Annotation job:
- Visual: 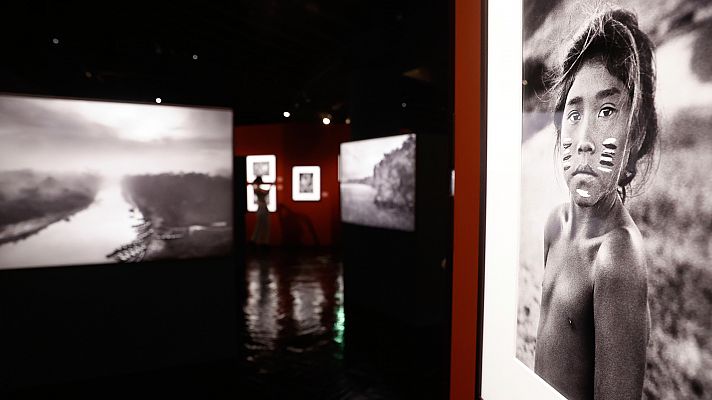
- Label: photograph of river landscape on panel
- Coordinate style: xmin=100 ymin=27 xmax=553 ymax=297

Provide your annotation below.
xmin=0 ymin=94 xmax=233 ymax=270
xmin=339 ymin=134 xmax=415 ymax=231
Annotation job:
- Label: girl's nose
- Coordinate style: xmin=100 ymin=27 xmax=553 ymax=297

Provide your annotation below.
xmin=577 ymin=139 xmax=595 ymax=154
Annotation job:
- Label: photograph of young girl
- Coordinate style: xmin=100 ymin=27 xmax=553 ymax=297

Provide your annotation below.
xmin=517 ymin=1 xmax=712 ymax=399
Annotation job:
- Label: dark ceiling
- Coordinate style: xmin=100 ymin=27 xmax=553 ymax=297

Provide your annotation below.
xmin=0 ymin=1 xmax=452 ymax=126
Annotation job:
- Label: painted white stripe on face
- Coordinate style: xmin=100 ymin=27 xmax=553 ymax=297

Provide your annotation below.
xmin=597 ymin=166 xmax=612 ymax=173
xmin=603 ymin=139 xmax=618 ymax=150
xmin=562 ymin=137 xmax=573 ymax=150
xmin=601 ymin=155 xmax=614 ymax=162
xmin=602 ymin=149 xmax=616 ymax=156
xmin=576 ymin=189 xmax=591 ymax=198
xmin=563 ymin=148 xmax=571 ymax=155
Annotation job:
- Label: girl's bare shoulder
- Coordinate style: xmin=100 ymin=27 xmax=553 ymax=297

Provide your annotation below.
xmin=544 ymin=203 xmax=569 ymax=241
xmin=593 ymin=224 xmax=647 ymax=289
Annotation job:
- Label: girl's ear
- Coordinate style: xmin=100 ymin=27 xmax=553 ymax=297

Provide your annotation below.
xmin=619 ymin=132 xmax=640 ymax=187
xmin=626 ymin=120 xmax=646 ymax=162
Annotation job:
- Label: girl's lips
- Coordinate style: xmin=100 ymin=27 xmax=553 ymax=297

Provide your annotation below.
xmin=573 ymin=164 xmax=598 ymax=177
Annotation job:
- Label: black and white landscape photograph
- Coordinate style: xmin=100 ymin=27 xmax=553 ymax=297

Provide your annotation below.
xmin=246 ymin=155 xmax=276 ymax=183
xmin=339 ymin=134 xmax=415 ymax=231
xmin=0 ymin=95 xmax=233 ymax=270
xmin=516 ymin=2 xmax=712 ymax=399
xmin=253 ymin=162 xmax=270 ymax=178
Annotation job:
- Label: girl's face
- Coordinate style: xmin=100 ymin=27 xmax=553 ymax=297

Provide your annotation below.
xmin=561 ymin=59 xmax=631 ymax=207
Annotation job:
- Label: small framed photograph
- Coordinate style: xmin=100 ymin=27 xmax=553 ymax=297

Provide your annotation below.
xmin=246 ymin=155 xmax=276 ymax=184
xmin=292 ymin=166 xmax=321 ymax=201
xmin=246 ymin=184 xmax=276 ymax=213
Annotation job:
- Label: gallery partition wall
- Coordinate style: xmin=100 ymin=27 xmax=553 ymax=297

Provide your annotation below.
xmin=450 ymin=0 xmax=483 ymax=399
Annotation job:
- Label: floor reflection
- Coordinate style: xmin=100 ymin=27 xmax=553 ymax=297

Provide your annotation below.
xmin=239 ymin=249 xmax=447 ymax=400
xmin=244 ymin=252 xmax=344 ymax=358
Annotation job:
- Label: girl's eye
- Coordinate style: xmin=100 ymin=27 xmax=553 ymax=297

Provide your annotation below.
xmin=567 ymin=111 xmax=581 ymax=123
xmin=598 ymin=106 xmax=616 ymax=118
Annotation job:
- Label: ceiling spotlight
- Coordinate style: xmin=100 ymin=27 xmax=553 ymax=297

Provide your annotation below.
xmin=322 ymin=117 xmax=331 ymax=125
xmin=345 ymin=118 xmax=351 ymax=125
xmin=283 ymin=111 xmax=291 ymax=118
xmin=192 ymin=54 xmax=198 ymax=60
xmin=52 ymin=38 xmax=59 ymax=45
xmin=401 ymin=102 xmax=407 ymax=108
xmin=155 ymin=98 xmax=162 ymax=104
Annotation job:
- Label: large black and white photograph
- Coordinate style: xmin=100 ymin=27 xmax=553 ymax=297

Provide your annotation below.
xmin=516 ymin=2 xmax=712 ymax=399
xmin=339 ymin=134 xmax=415 ymax=231
xmin=246 ymin=155 xmax=276 ymax=184
xmin=292 ymin=166 xmax=321 ymax=201
xmin=0 ymin=95 xmax=233 ymax=270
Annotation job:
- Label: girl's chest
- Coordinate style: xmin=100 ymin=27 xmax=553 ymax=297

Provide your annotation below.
xmin=542 ymin=240 xmax=598 ymax=322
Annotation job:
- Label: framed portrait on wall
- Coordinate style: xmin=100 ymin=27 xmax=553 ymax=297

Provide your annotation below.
xmin=480 ymin=1 xmax=712 ymax=400
xmin=292 ymin=166 xmax=321 ymax=201
xmin=246 ymin=155 xmax=276 ymax=184
xmin=246 ymin=184 xmax=277 ymax=213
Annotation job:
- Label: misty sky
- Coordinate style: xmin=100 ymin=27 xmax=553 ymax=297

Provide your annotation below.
xmin=340 ymin=134 xmax=413 ymax=180
xmin=0 ymin=95 xmax=232 ymax=178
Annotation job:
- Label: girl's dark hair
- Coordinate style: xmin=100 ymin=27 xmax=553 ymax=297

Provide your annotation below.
xmin=551 ymin=8 xmax=658 ymax=202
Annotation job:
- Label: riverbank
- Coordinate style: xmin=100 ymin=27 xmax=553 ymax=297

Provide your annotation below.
xmin=0 ymin=206 xmax=88 ymax=246
xmin=120 ymin=173 xmax=233 ymax=261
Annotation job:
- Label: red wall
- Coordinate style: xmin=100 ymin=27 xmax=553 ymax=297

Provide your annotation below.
xmin=451 ymin=0 xmax=482 ymax=398
xmin=234 ymin=123 xmax=350 ymax=247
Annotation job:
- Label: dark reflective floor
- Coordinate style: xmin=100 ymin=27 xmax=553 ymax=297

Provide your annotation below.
xmin=7 ymin=248 xmax=448 ymax=399
xmin=244 ymin=251 xmax=344 ymax=358
xmin=240 ymin=250 xmax=353 ymax=398
xmin=239 ymin=249 xmax=448 ymax=399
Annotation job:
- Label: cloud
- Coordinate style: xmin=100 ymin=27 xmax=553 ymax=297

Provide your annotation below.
xmin=0 ymin=96 xmax=121 ymax=144
xmin=0 ymin=94 xmax=233 ymax=177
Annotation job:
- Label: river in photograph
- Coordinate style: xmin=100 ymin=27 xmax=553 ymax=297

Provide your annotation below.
xmin=340 ymin=183 xmax=414 ymax=231
xmin=0 ymin=183 xmax=143 ymax=269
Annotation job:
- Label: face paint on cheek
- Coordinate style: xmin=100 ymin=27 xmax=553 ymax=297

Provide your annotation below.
xmin=598 ymin=138 xmax=618 ymax=173
xmin=602 ymin=138 xmax=618 ymax=150
xmin=562 ymin=137 xmax=573 ymax=171
xmin=576 ymin=189 xmax=591 ymax=198
xmin=562 ymin=137 xmax=573 ymax=149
